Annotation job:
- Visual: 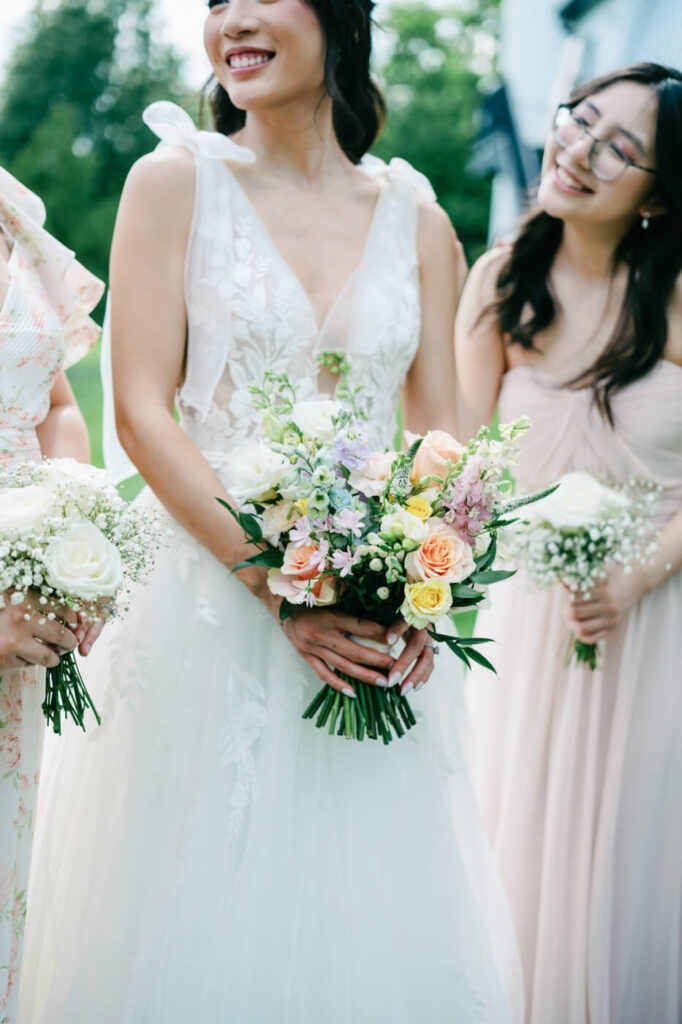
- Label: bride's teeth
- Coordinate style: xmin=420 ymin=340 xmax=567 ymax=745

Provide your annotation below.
xmin=556 ymin=165 xmax=589 ymax=192
xmin=230 ymin=53 xmax=270 ymax=69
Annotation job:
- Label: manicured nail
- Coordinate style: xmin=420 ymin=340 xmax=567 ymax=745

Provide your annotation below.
xmin=342 ymin=686 xmax=356 ymax=698
xmin=402 ymin=682 xmax=414 ymax=696
xmin=375 ymin=677 xmax=391 ymax=688
xmin=414 ymin=681 xmax=425 ymax=693
xmin=388 ymin=671 xmax=401 ymax=687
xmin=83 ymin=642 xmax=92 ymax=656
xmin=387 ymin=632 xmax=397 ymax=645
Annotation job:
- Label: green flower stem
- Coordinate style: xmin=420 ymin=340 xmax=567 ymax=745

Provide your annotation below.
xmin=302 ymin=686 xmax=327 ymax=721
xmin=328 ymin=691 xmax=342 ymax=735
xmin=42 ymin=652 xmax=101 ymax=736
xmin=573 ymin=639 xmax=599 ymax=671
xmin=316 ymin=688 xmax=336 ymax=729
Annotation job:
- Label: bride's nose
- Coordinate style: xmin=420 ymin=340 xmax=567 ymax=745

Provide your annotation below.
xmin=219 ymin=0 xmax=259 ymax=36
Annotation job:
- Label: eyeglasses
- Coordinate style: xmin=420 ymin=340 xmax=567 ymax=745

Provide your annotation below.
xmin=553 ymin=105 xmax=658 ymax=183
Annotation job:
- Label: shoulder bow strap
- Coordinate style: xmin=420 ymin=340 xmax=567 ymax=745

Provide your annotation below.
xmin=142 ymin=101 xmax=255 ymax=164
xmin=359 ymin=154 xmax=437 ymax=202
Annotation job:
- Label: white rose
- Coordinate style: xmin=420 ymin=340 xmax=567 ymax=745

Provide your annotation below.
xmin=43 ymin=521 xmax=123 ymax=600
xmin=261 ymin=500 xmax=300 ymax=544
xmin=221 ymin=441 xmax=289 ymax=505
xmin=531 ymin=471 xmax=626 ymax=530
xmin=0 ymin=484 xmax=58 ymax=533
xmin=380 ymin=507 xmax=429 ymax=544
xmin=43 ymin=459 xmax=115 ymax=501
xmin=290 ymin=399 xmax=341 ymax=442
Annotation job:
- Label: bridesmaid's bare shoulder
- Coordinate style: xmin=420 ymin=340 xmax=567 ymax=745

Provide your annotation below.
xmin=665 ymin=272 xmax=682 ymax=368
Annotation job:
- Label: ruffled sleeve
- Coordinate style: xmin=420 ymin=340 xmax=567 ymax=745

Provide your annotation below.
xmin=0 ymin=165 xmax=104 ymax=368
xmin=359 ymin=154 xmax=437 ymax=202
xmin=142 ymin=101 xmax=255 ymax=165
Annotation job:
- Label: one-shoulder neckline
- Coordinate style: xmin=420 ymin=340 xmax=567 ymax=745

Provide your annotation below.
xmin=217 ymin=160 xmax=389 ymax=338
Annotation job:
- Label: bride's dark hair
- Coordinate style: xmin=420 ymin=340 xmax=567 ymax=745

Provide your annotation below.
xmin=208 ymin=0 xmax=385 ymax=164
xmin=492 ymin=62 xmax=682 ymax=422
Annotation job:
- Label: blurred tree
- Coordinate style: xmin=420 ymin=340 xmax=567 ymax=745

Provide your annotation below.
xmin=0 ymin=0 xmax=188 ymax=286
xmin=373 ymin=2 xmax=500 ymax=261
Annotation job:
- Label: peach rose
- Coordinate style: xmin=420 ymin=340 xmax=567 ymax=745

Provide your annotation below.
xmin=268 ymin=570 xmax=337 ymax=607
xmin=349 ymin=451 xmax=397 ymax=497
xmin=405 ymin=521 xmax=475 ymax=584
xmin=282 ymin=541 xmax=326 ymax=580
xmin=408 ymin=430 xmax=465 ymax=486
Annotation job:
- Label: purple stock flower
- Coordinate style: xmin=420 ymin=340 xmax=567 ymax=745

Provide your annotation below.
xmin=330 ymin=429 xmax=371 ymax=472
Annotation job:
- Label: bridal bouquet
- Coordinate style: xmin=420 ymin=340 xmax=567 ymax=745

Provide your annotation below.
xmin=219 ymin=357 xmax=543 ymax=744
xmin=0 ymin=458 xmax=163 ymax=732
xmin=507 ymin=470 xmax=658 ymax=669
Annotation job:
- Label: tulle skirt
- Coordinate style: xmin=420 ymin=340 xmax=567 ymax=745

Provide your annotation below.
xmin=468 ymin=569 xmax=682 ymax=1024
xmin=19 ymin=492 xmax=523 ymax=1023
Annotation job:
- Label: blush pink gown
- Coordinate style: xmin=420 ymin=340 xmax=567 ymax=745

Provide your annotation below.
xmin=469 ymin=362 xmax=682 ymax=1024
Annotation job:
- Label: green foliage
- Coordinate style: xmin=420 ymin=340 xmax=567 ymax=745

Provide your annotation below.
xmin=0 ymin=0 xmax=188 ymax=286
xmin=373 ymin=2 xmax=499 ymax=261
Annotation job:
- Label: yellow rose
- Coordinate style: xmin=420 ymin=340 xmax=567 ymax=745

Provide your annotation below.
xmin=404 ymin=495 xmax=432 ymax=521
xmin=401 ymin=578 xmax=453 ymax=629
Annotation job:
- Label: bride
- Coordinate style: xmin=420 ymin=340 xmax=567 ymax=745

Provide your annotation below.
xmin=18 ymin=1 xmax=523 ymax=1020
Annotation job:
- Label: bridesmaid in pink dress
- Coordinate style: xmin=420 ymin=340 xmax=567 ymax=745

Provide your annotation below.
xmin=0 ymin=166 xmax=102 ymax=1022
xmin=455 ymin=64 xmax=682 ymax=1024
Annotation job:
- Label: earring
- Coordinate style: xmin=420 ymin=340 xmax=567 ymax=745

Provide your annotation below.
xmin=641 ymin=212 xmax=650 ymax=230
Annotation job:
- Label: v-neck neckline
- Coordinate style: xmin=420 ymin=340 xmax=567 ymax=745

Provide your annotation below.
xmin=219 ymin=160 xmax=388 ymax=339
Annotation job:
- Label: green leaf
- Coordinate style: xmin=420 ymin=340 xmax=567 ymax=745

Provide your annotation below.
xmin=216 ymin=498 xmax=264 ymax=543
xmin=466 ymin=647 xmax=498 ymax=674
xmin=474 ymin=535 xmax=497 ymax=572
xmin=233 ymin=549 xmax=284 ymax=572
xmin=449 ymin=636 xmax=494 ymax=647
xmin=278 ymin=599 xmax=295 ymax=623
xmin=451 ymin=584 xmax=485 ymax=604
xmin=470 ymin=569 xmax=515 ymax=584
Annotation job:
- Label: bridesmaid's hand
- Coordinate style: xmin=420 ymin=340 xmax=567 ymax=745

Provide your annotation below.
xmin=282 ymin=609 xmax=397 ymax=696
xmin=564 ymin=566 xmax=646 ymax=643
xmin=75 ymin=600 xmax=116 ymax=657
xmin=0 ymin=596 xmax=78 ymax=671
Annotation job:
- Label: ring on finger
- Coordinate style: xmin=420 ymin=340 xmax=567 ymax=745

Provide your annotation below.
xmin=424 ymin=642 xmax=440 ymax=655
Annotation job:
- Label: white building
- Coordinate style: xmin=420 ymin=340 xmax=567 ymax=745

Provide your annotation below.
xmin=474 ymin=0 xmax=682 ymax=239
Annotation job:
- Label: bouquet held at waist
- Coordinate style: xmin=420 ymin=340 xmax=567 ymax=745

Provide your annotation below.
xmin=505 ymin=470 xmax=659 ymax=670
xmin=219 ymin=353 xmax=548 ymax=744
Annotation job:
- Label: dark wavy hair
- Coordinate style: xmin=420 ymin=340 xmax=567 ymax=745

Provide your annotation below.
xmin=493 ymin=62 xmax=682 ymax=422
xmin=206 ymin=0 xmax=385 ymax=164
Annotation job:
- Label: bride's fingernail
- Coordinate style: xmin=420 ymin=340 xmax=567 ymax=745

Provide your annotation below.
xmin=388 ymin=671 xmax=401 ymax=687
xmin=387 ymin=632 xmax=397 ymax=645
xmin=414 ymin=681 xmax=424 ymax=693
xmin=342 ymin=686 xmax=356 ymax=698
xmin=375 ymin=677 xmax=391 ymax=688
xmin=402 ymin=682 xmax=414 ymax=696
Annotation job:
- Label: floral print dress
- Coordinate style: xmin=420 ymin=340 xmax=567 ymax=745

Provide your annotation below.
xmin=0 ymin=167 xmax=102 ymax=1022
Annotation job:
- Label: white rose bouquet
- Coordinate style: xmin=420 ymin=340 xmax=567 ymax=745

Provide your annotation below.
xmin=219 ymin=355 xmax=548 ymax=744
xmin=508 ymin=470 xmax=659 ymax=669
xmin=0 ymin=458 xmax=164 ymax=732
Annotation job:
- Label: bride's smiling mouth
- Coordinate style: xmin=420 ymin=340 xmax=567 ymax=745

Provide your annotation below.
xmin=226 ymin=48 xmax=276 ymax=75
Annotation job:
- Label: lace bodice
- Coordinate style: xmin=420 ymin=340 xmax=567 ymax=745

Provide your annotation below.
xmin=144 ymin=102 xmax=436 ymax=461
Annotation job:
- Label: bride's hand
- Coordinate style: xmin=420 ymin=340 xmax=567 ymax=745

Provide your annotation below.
xmin=282 ymin=609 xmax=397 ymax=696
xmin=386 ymin=624 xmax=437 ymax=696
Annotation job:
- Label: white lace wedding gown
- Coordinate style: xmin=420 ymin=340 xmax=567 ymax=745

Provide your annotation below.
xmin=18 ymin=104 xmax=523 ymax=1024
